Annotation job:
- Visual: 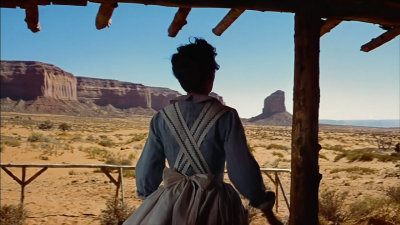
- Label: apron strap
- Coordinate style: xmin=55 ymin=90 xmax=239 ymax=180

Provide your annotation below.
xmin=160 ymin=101 xmax=228 ymax=174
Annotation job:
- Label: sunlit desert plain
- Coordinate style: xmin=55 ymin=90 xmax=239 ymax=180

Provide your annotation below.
xmin=1 ymin=112 xmax=399 ymax=225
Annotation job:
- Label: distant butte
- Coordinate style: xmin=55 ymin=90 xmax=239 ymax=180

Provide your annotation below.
xmin=248 ymin=90 xmax=292 ymax=126
xmin=0 ymin=60 xmax=221 ymax=116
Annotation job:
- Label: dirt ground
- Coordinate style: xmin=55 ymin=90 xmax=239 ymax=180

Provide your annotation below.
xmin=1 ymin=112 xmax=399 ymax=224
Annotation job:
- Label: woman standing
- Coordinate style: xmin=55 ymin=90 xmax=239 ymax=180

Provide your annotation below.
xmin=124 ymin=38 xmax=277 ymax=225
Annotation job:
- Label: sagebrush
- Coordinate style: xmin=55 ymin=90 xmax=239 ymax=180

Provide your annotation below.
xmin=100 ymin=197 xmax=135 ymax=225
xmin=1 ymin=204 xmax=27 ymax=225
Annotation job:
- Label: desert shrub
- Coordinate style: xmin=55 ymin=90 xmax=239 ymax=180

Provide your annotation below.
xmin=1 ymin=204 xmax=27 ymax=225
xmin=270 ymin=158 xmax=281 ymax=168
xmin=68 ymin=170 xmax=77 ymax=175
xmin=334 ymin=148 xmax=400 ymax=162
xmin=27 ymin=132 xmax=51 ymax=142
xmin=127 ymin=153 xmax=136 ymax=161
xmin=39 ymin=155 xmax=49 ymax=160
xmin=58 ymin=122 xmax=71 ymax=131
xmin=2 ymin=136 xmax=21 ymax=147
xmin=266 ymin=144 xmax=289 ymax=150
xmin=38 ymin=120 xmax=53 ymax=130
xmin=330 ymin=166 xmax=376 ymax=175
xmin=348 ymin=195 xmax=400 ymax=224
xmin=99 ymin=136 xmax=115 ymax=147
xmin=122 ymin=170 xmax=136 ymax=178
xmin=387 ymin=186 xmax=400 ymax=203
xmin=71 ymin=134 xmax=83 ymax=142
xmin=86 ymin=135 xmax=95 ymax=142
xmin=105 ymin=157 xmax=119 ymax=165
xmin=272 ymin=152 xmax=284 ymax=158
xmin=133 ymin=144 xmax=143 ymax=150
xmin=319 ymin=189 xmax=347 ymax=224
xmin=323 ymin=144 xmax=346 ymax=152
xmin=376 ymin=153 xmax=400 ymax=162
xmin=82 ymin=147 xmax=112 ymax=160
xmin=105 ymin=156 xmax=134 ymax=177
xmin=125 ymin=133 xmax=147 ymax=144
xmin=100 ymin=197 xmax=135 ymax=225
xmin=247 ymin=144 xmax=255 ymax=153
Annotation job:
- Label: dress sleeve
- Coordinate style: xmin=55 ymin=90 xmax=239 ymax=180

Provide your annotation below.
xmin=135 ymin=113 xmax=165 ymax=199
xmin=224 ymin=109 xmax=273 ymax=208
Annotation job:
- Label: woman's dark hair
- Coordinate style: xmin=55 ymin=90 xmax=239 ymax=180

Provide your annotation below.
xmin=171 ymin=38 xmax=219 ymax=93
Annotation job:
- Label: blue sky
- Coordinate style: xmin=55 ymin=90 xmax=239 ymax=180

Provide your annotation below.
xmin=1 ymin=3 xmax=399 ymax=120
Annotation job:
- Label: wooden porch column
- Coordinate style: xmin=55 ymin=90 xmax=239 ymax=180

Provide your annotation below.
xmin=289 ymin=2 xmax=322 ymax=225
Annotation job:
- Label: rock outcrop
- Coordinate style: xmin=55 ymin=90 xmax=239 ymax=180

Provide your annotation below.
xmin=1 ymin=60 xmax=223 ymax=116
xmin=76 ymin=77 xmax=181 ymax=110
xmin=248 ymin=90 xmax=292 ymax=126
xmin=0 ymin=60 xmax=181 ymax=116
xmin=210 ymin=92 xmax=225 ymax=105
xmin=1 ymin=61 xmax=77 ymax=101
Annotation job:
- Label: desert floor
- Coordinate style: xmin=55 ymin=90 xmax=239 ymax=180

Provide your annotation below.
xmin=1 ymin=112 xmax=399 ymax=225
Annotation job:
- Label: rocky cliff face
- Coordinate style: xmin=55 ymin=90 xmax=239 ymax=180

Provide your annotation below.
xmin=1 ymin=60 xmax=228 ymax=116
xmin=248 ymin=90 xmax=292 ymax=126
xmin=262 ymin=90 xmax=286 ymax=117
xmin=77 ymin=77 xmax=152 ymax=109
xmin=76 ymin=77 xmax=181 ymax=110
xmin=1 ymin=61 xmax=77 ymax=101
xmin=0 ymin=60 xmax=180 ymax=115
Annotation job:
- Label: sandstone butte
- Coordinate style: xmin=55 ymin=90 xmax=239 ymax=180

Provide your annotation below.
xmin=0 ymin=60 xmax=228 ymax=116
xmin=248 ymin=90 xmax=293 ymax=126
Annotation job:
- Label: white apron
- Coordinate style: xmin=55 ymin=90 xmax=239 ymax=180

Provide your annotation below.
xmin=123 ymin=102 xmax=249 ymax=225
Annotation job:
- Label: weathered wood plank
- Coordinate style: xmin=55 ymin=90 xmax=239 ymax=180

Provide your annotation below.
xmin=2 ymin=0 xmax=399 ymax=26
xmin=1 ymin=167 xmax=23 ymax=185
xmin=212 ymin=8 xmax=245 ymax=36
xmin=96 ymin=2 xmax=118 ymax=29
xmin=101 ymin=168 xmax=119 ymax=186
xmin=24 ymin=167 xmax=48 ymax=186
xmin=320 ymin=18 xmax=342 ymax=36
xmin=361 ymin=27 xmax=400 ymax=52
xmin=290 ymin=0 xmax=322 ymax=224
xmin=0 ymin=163 xmax=136 ymax=169
xmin=276 ymin=173 xmax=290 ymax=211
xmin=21 ymin=167 xmax=26 ymax=204
xmin=24 ymin=3 xmax=41 ymax=33
xmin=89 ymin=0 xmax=400 ymax=26
xmin=168 ymin=7 xmax=191 ymax=37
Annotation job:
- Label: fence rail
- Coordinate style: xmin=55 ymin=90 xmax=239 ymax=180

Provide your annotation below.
xmin=1 ymin=163 xmax=290 ymax=212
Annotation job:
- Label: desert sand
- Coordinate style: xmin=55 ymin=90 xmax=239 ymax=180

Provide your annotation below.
xmin=1 ymin=112 xmax=399 ymax=224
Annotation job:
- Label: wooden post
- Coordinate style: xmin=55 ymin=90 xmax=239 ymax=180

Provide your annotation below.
xmin=120 ymin=167 xmax=125 ymax=203
xmin=115 ymin=169 xmax=122 ymax=199
xmin=275 ymin=172 xmax=279 ymax=213
xmin=290 ymin=2 xmax=322 ymax=224
xmin=21 ymin=167 xmax=26 ymax=204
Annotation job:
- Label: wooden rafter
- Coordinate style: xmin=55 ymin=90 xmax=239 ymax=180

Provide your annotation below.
xmin=361 ymin=27 xmax=400 ymax=52
xmin=168 ymin=7 xmax=191 ymax=37
xmin=320 ymin=18 xmax=342 ymax=36
xmin=1 ymin=0 xmax=399 ymax=27
xmin=212 ymin=8 xmax=245 ymax=36
xmin=24 ymin=2 xmax=41 ymax=33
xmin=96 ymin=2 xmax=118 ymax=29
xmin=97 ymin=0 xmax=399 ymax=27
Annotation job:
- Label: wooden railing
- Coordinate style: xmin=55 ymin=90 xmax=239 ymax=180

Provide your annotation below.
xmin=0 ymin=163 xmax=290 ymax=212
